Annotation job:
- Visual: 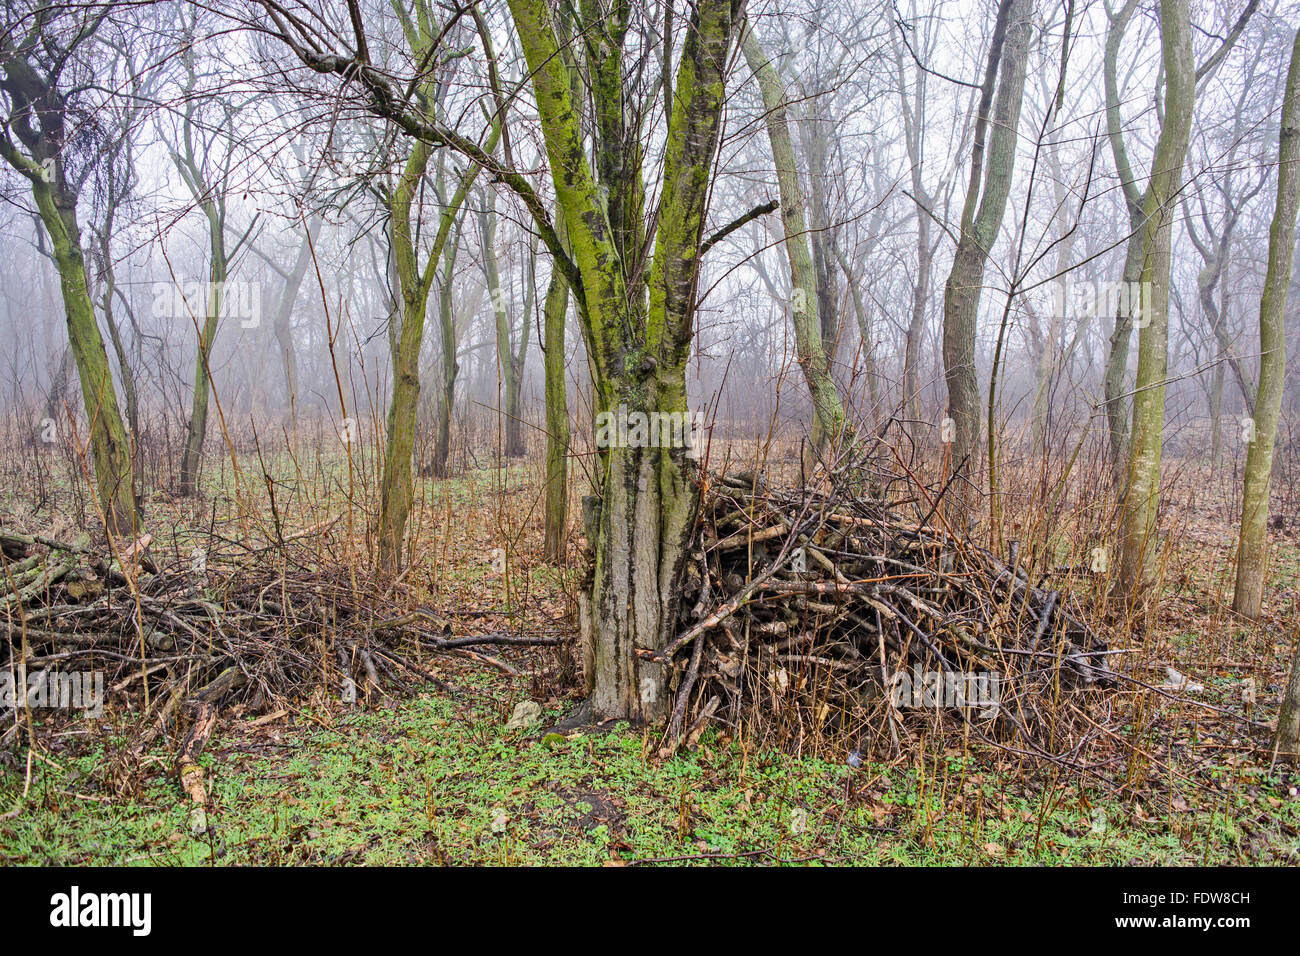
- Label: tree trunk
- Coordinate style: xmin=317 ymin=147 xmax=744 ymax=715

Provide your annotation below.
xmin=589 ymin=421 xmax=696 ymax=720
xmin=1117 ymin=0 xmax=1195 ymax=599
xmin=741 ymin=27 xmax=845 ymax=455
xmin=1101 ymin=0 xmax=1145 ymax=486
xmin=906 ymin=213 xmax=931 ymax=433
xmin=432 ymin=218 xmax=463 ymax=480
xmin=1 ymin=24 xmax=136 ymax=538
xmin=480 ymin=199 xmax=527 ymax=459
xmin=377 ymin=140 xmax=433 ymax=570
xmin=41 ymin=345 xmax=74 ymax=432
xmin=941 ymin=0 xmax=1033 ymax=519
xmin=178 ymin=222 xmax=225 ymax=497
xmin=379 ymin=115 xmax=491 ymax=559
xmin=892 ymin=19 xmax=934 ymax=438
xmin=835 ymin=246 xmax=881 ymax=416
xmin=99 ymin=269 xmax=142 ymax=493
xmin=272 ymin=216 xmax=321 ymax=430
xmin=1235 ymin=26 xmax=1300 ymax=621
xmin=1277 ymin=635 xmax=1300 ymax=763
xmin=508 ymin=0 xmax=736 ymax=720
xmin=1103 ymin=236 xmax=1145 ymax=484
xmin=1029 ymin=124 xmax=1075 ymax=461
xmin=1209 ymin=345 xmax=1224 ymax=477
xmin=34 ymin=179 xmax=136 ymax=537
xmin=542 ymin=266 xmax=570 ymax=562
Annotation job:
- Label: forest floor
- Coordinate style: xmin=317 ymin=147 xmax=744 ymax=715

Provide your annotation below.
xmin=2 ymin=450 xmax=1300 ymax=865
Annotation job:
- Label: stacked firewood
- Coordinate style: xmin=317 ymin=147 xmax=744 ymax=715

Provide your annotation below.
xmin=656 ymin=465 xmax=1118 ymax=754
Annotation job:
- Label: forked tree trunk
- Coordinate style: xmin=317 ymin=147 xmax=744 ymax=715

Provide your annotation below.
xmin=508 ymin=0 xmax=735 ymax=720
xmin=1117 ymin=0 xmax=1194 ymax=600
xmin=377 ymin=140 xmax=433 ymax=570
xmin=1235 ymin=26 xmax=1300 ymax=622
xmin=1101 ymin=0 xmax=1145 ymax=486
xmin=1102 ymin=0 xmax=1258 ymax=489
xmin=271 ymin=216 xmax=320 ymax=429
xmin=379 ymin=117 xmax=492 ymax=561
xmin=941 ymin=0 xmax=1033 ymax=519
xmin=742 ymin=27 xmax=845 ymax=455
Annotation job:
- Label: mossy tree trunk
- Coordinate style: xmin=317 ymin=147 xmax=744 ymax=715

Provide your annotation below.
xmin=1 ymin=38 xmax=137 ymax=538
xmin=542 ymin=262 xmax=570 ymax=563
xmin=1116 ymin=0 xmax=1195 ymax=599
xmin=377 ymin=137 xmax=435 ymax=571
xmin=1235 ymin=27 xmax=1300 ymax=623
xmin=377 ymin=137 xmax=487 ymax=568
xmin=375 ymin=2 xmax=495 ymax=569
xmin=35 ymin=174 xmax=136 ymax=537
xmin=510 ymin=0 xmax=738 ymax=719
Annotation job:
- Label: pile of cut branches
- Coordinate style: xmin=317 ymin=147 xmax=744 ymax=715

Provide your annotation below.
xmin=656 ymin=459 xmax=1119 ymax=758
xmin=0 ymin=524 xmax=555 ymax=743
xmin=0 ymin=523 xmax=559 ymax=829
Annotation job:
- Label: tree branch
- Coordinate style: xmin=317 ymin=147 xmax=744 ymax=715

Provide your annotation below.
xmin=699 ymin=199 xmax=778 ymax=257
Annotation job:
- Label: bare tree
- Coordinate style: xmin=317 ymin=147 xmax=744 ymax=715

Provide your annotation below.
xmin=941 ymin=0 xmax=1034 ymax=519
xmin=0 ymin=3 xmax=136 ymax=536
xmin=742 ymin=22 xmax=844 ymax=456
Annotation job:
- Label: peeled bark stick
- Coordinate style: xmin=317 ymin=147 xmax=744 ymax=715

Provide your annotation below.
xmin=176 ymin=700 xmax=218 ymax=836
xmin=660 ymin=632 xmax=706 ymax=758
xmin=643 ymin=549 xmax=790 ymax=663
